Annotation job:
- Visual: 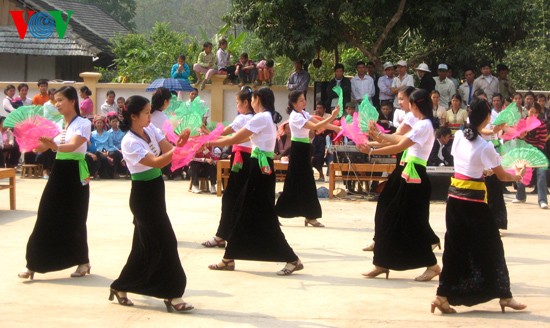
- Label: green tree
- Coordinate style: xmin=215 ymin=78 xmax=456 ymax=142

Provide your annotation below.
xmin=75 ymin=0 xmax=137 ymax=30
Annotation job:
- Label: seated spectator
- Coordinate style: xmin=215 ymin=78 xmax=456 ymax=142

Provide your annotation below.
xmin=0 ymin=117 xmax=20 ymax=168
xmin=85 ymin=134 xmax=101 ymax=180
xmin=193 ymin=41 xmax=217 ymax=90
xmin=256 ymin=59 xmax=274 ymax=86
xmin=445 ymin=94 xmax=468 ymax=135
xmin=32 ymin=79 xmax=49 ymax=106
xmin=235 ymin=52 xmax=257 ymax=87
xmin=274 ymin=122 xmax=291 ymax=160
xmin=116 ymin=96 xmax=126 ymax=117
xmin=15 ymin=83 xmax=33 ymax=106
xmin=108 ymin=115 xmax=126 ymax=176
xmin=100 ymin=90 xmax=118 ymax=115
xmin=79 ymin=86 xmax=94 ymax=119
xmin=377 ymin=100 xmax=396 ymax=134
xmin=430 ymin=90 xmax=447 ymax=128
xmin=91 ymin=115 xmax=120 ymax=179
xmin=216 ymin=39 xmax=236 ymax=84
xmin=311 ymin=129 xmax=327 ymax=181
xmin=428 ymin=127 xmax=453 ymax=166
xmin=189 ymin=145 xmax=219 ymax=194
xmin=3 ymin=84 xmax=22 ymax=115
xmin=171 ymin=54 xmax=191 ymax=84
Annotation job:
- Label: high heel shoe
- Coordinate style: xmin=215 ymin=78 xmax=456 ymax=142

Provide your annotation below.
xmin=201 ymin=236 xmax=226 ymax=248
xmin=362 ymin=266 xmax=389 ymax=279
xmin=362 ymin=241 xmax=375 ymax=251
xmin=208 ymin=259 xmax=235 ymax=271
xmin=277 ymin=259 xmax=304 ymax=276
xmin=415 ymin=265 xmax=441 ymax=281
xmin=431 ymin=296 xmax=456 ymax=314
xmin=432 ymin=243 xmax=441 ymax=250
xmin=70 ymin=263 xmax=91 ymax=277
xmin=305 ymin=219 xmax=325 ymax=227
xmin=18 ymin=270 xmax=35 ymax=280
xmin=164 ymin=299 xmax=194 ymax=313
xmin=108 ymin=288 xmax=134 ymax=306
xmin=499 ymin=298 xmax=527 ymax=313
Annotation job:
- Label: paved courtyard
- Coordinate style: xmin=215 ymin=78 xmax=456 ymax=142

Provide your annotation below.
xmin=1 ymin=177 xmax=549 ymax=327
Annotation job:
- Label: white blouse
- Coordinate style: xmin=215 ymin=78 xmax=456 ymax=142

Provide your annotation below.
xmin=405 ymin=119 xmax=435 ymax=161
xmin=230 ymin=113 xmax=254 ymax=148
xmin=289 ymin=110 xmax=311 ymax=139
xmin=402 ymin=111 xmax=418 ymax=128
xmin=150 ymin=110 xmax=168 ymax=132
xmin=244 ymin=111 xmax=276 ymax=152
xmin=53 ymin=116 xmax=91 ymax=154
xmin=121 ymin=124 xmax=164 ymax=174
xmin=451 ymin=130 xmax=500 ymax=179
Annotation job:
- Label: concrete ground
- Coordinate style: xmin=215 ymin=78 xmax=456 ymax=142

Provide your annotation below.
xmin=1 ymin=176 xmax=549 ymax=328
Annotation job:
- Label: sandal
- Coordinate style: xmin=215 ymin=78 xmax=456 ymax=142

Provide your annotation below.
xmin=277 ymin=260 xmax=304 ymax=276
xmin=201 ymin=236 xmax=226 ymax=248
xmin=208 ymin=259 xmax=235 ymax=271
xmin=304 ymin=219 xmax=325 ymax=227
xmin=164 ymin=299 xmax=194 ymax=313
xmin=431 ymin=296 xmax=456 ymax=314
xmin=415 ymin=265 xmax=441 ymax=281
xmin=108 ymin=288 xmax=134 ymax=306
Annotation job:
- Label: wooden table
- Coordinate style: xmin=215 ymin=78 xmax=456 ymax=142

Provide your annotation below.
xmin=0 ymin=168 xmax=16 ymax=210
xmin=328 ymin=163 xmax=396 ymax=199
xmin=216 ymin=159 xmax=288 ymax=197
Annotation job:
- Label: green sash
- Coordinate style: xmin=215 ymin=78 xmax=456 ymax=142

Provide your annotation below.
xmin=55 ymin=152 xmax=89 ymax=184
xmin=251 ymin=147 xmax=274 ymax=175
xmin=291 ymin=137 xmax=310 ymax=144
xmin=400 ymin=149 xmax=427 ymax=184
xmin=131 ymin=168 xmax=162 ymax=181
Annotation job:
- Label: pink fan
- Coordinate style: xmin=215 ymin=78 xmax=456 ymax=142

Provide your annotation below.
xmin=12 ymin=116 xmax=60 ymax=152
xmin=502 ymin=116 xmax=541 ymax=141
xmin=171 ymin=123 xmax=224 ymax=171
xmin=504 ymin=167 xmax=533 ymax=186
xmin=376 ymin=123 xmax=390 ymax=133
xmin=162 ymin=119 xmax=180 ymax=144
xmin=333 ymin=112 xmax=368 ymax=145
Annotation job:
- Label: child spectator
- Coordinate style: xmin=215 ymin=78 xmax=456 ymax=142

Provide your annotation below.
xmin=3 ymin=84 xmax=21 ymax=115
xmin=79 ymin=86 xmax=94 ymax=118
xmin=193 ymin=41 xmax=217 ymax=90
xmin=32 ymin=79 xmax=49 ymax=105
xmin=116 ymin=97 xmax=126 ymax=117
xmin=100 ymin=90 xmax=117 ymax=115
xmin=171 ymin=54 xmax=191 ymax=83
xmin=216 ymin=39 xmax=236 ymax=84
xmin=43 ymin=88 xmax=60 ymax=128
xmin=0 ymin=116 xmax=20 ymax=168
xmin=16 ymin=83 xmax=33 ymax=106
xmin=377 ymin=100 xmax=396 ymax=134
xmin=235 ymin=53 xmax=257 ymax=87
xmin=256 ymin=59 xmax=274 ymax=86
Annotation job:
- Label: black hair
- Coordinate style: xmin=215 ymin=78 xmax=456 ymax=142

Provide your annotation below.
xmin=451 ymin=93 xmax=463 ymax=103
xmin=496 ymin=63 xmax=509 ymax=72
xmin=480 ymin=62 xmax=492 ymax=69
xmin=286 ymin=90 xmax=304 ymax=114
xmin=0 ymin=116 xmax=5 ymax=124
xmin=178 ymin=54 xmax=186 ymax=61
xmin=119 ymin=95 xmax=150 ymax=132
xmin=430 ymin=90 xmax=441 ymax=96
xmin=380 ymin=100 xmax=393 ymax=109
xmin=47 ymin=88 xmax=56 ymax=96
xmin=237 ymin=87 xmax=254 ymax=114
xmin=17 ymin=83 xmax=29 ymax=92
xmin=4 ymin=84 xmax=15 ymax=95
xmin=334 ymin=63 xmax=344 ymax=71
xmin=203 ymin=41 xmax=213 ymax=48
xmin=366 ymin=61 xmax=375 ymax=67
xmin=533 ymin=103 xmax=543 ymax=114
xmin=464 ymin=100 xmax=491 ymax=140
xmin=536 ymin=93 xmax=547 ymax=101
xmin=512 ymin=92 xmax=523 ymax=99
xmin=55 ymin=86 xmax=80 ymax=116
xmin=37 ymin=79 xmax=48 ymax=87
xmin=151 ymin=87 xmax=171 ymax=113
xmin=473 ymin=88 xmax=487 ymax=100
xmin=524 ymin=91 xmax=536 ymax=99
xmin=356 ymin=61 xmax=366 ymax=67
xmin=252 ymin=88 xmax=279 ymax=123
xmin=266 ymin=59 xmax=274 ymax=68
xmin=218 ymin=39 xmax=227 ymax=47
xmin=492 ymin=93 xmax=503 ymax=101
xmin=117 ymin=96 xmax=125 ymax=102
xmin=106 ymin=90 xmax=115 ymax=97
xmin=79 ymin=86 xmax=92 ymax=96
xmin=398 ymin=85 xmax=415 ymax=98
xmin=436 ymin=127 xmax=452 ymax=139
xmin=409 ymin=89 xmax=434 ymax=128
xmin=463 ymin=67 xmax=475 ymax=75
xmin=240 ymin=52 xmax=249 ymax=59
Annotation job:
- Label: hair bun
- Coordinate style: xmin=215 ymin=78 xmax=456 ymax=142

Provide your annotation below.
xmin=463 ymin=127 xmax=475 ymax=140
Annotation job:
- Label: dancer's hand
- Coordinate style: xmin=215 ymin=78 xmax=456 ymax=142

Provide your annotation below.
xmin=357 ymin=142 xmax=371 ymax=154
xmin=330 ymin=106 xmax=340 ymax=119
xmin=177 ymin=129 xmax=191 ymax=147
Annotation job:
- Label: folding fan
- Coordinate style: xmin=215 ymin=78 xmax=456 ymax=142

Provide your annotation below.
xmin=12 ymin=116 xmax=60 ymax=152
xmin=331 ymin=85 xmax=344 ymax=118
xmin=500 ymin=139 xmax=549 ymax=168
xmin=357 ymin=96 xmax=379 ymax=132
xmin=493 ymin=102 xmax=521 ymax=126
xmin=502 ymin=116 xmax=542 ymax=141
xmin=171 ymin=123 xmax=225 ymax=172
xmin=2 ymin=105 xmax=43 ymax=128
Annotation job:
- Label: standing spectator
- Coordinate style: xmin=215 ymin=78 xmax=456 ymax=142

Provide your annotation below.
xmin=171 ymin=54 xmax=191 ymax=85
xmin=0 ymin=117 xmax=20 ymax=168
xmin=512 ymin=92 xmax=528 ymax=118
xmin=430 ymin=90 xmax=447 ymax=127
xmin=234 ymin=53 xmax=257 ymax=87
xmin=445 ymin=94 xmax=468 ymax=135
xmin=287 ymin=59 xmax=310 ymax=98
xmin=116 ymin=97 xmax=126 ymax=117
xmin=256 ymin=59 xmax=275 ymax=86
xmin=216 ymin=39 xmax=236 ymax=84
xmin=366 ymin=61 xmax=380 ymax=108
xmin=79 ymin=86 xmax=94 ymax=118
xmin=434 ymin=64 xmax=456 ymax=108
xmin=491 ymin=93 xmax=504 ymax=120
xmin=43 ymin=88 xmax=60 ymax=127
xmin=390 ymin=60 xmax=414 ymax=110
xmin=415 ymin=63 xmax=435 ymax=94
xmin=32 ymin=79 xmax=49 ymax=105
xmin=326 ymin=63 xmax=351 ymax=111
xmin=193 ymin=41 xmax=217 ymax=90
xmin=378 ymin=62 xmax=395 ymax=106
xmin=524 ymin=91 xmax=536 ymax=110
xmin=473 ymin=62 xmax=499 ymax=101
xmin=496 ymin=64 xmax=515 ymax=100
xmin=351 ymin=61 xmax=375 ymax=105
xmin=458 ymin=68 xmax=476 ymax=109
xmin=446 ymin=65 xmax=460 ymax=89
xmin=16 ymin=83 xmax=33 ymax=106
xmin=3 ymin=84 xmax=21 ymax=115
xmin=100 ymin=90 xmax=117 ymax=115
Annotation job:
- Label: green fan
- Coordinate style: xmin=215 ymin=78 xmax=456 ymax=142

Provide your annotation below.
xmin=493 ymin=102 xmax=521 ymax=126
xmin=3 ymin=105 xmax=43 ymax=128
xmin=174 ymin=112 xmax=204 ymax=136
xmin=164 ymin=94 xmax=184 ymax=116
xmin=357 ymin=95 xmax=379 ymax=132
xmin=331 ymin=85 xmax=344 ymax=118
xmin=500 ymin=139 xmax=549 ymax=168
xmin=43 ymin=106 xmax=63 ymax=123
xmin=206 ymin=120 xmax=228 ymax=131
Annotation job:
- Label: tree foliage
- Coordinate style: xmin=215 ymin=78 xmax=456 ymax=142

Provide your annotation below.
xmin=74 ymin=0 xmax=137 ymax=30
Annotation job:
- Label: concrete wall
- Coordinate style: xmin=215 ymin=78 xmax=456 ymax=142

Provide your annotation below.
xmin=0 ymin=54 xmax=56 ymax=81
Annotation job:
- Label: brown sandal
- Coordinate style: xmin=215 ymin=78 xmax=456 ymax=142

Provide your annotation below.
xmin=109 ymin=288 xmax=134 ymax=306
xmin=164 ymin=299 xmax=194 ymax=313
xmin=208 ymin=259 xmax=235 ymax=271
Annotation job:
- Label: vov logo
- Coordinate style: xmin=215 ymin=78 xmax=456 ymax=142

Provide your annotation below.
xmin=10 ymin=10 xmax=72 ymax=40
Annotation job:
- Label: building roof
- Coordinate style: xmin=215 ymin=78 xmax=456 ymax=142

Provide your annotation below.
xmin=0 ymin=0 xmax=130 ymax=57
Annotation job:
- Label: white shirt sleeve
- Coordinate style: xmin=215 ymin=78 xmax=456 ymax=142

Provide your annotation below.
xmin=480 ymin=143 xmax=501 ymax=169
xmin=72 ymin=118 xmax=92 ymax=141
xmin=245 ymin=113 xmax=267 ymax=134
xmin=407 ymin=120 xmax=432 ymax=147
xmin=123 ymin=140 xmax=149 ymax=166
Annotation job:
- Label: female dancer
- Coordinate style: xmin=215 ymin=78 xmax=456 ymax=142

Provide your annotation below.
xmin=431 ymin=100 xmax=527 ymax=314
xmin=150 ymin=87 xmax=171 ymax=130
xmin=109 ymin=95 xmax=194 ymax=313
xmin=18 ymin=86 xmax=92 ymax=280
xmin=207 ymin=88 xmax=303 ymax=275
xmin=201 ymin=87 xmax=255 ymax=248
xmin=358 ymin=89 xmax=441 ymax=281
xmin=275 ymin=90 xmax=339 ymax=227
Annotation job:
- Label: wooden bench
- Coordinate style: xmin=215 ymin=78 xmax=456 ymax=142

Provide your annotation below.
xmin=216 ymin=159 xmax=288 ymax=197
xmin=0 ymin=168 xmax=16 ymax=210
xmin=328 ymin=163 xmax=396 ymax=199
xmin=21 ymin=164 xmax=43 ymax=178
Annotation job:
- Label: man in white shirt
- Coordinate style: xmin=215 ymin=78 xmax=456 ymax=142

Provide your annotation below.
xmin=351 ymin=61 xmax=375 ymax=105
xmin=100 ymin=90 xmax=118 ymax=115
xmin=390 ymin=60 xmax=414 ymax=109
xmin=473 ymin=62 xmax=499 ymax=101
xmin=378 ymin=62 xmax=395 ymax=105
xmin=458 ymin=68 xmax=475 ymax=109
xmin=433 ymin=64 xmax=456 ymax=109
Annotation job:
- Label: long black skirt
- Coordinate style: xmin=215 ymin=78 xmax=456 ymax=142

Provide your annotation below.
xmin=437 ymin=197 xmax=512 ymax=306
xmin=25 ymin=159 xmax=89 ymax=273
xmin=111 ymin=176 xmax=186 ymax=299
xmin=485 ymin=174 xmax=508 ymax=230
xmin=275 ymin=141 xmax=322 ymax=219
xmin=224 ymin=158 xmax=298 ymax=262
xmin=373 ymin=164 xmax=438 ymax=270
xmin=215 ymin=151 xmax=251 ymax=240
